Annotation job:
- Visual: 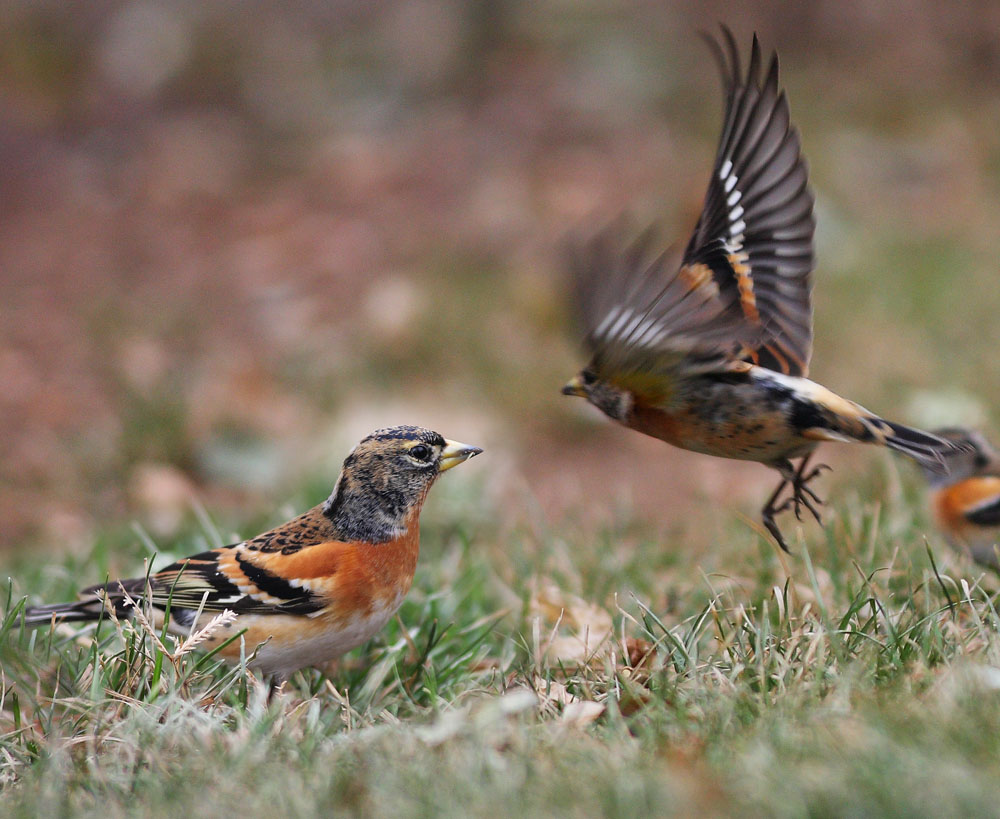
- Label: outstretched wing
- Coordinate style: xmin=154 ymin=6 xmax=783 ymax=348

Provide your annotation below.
xmin=571 ymin=222 xmax=760 ymax=387
xmin=684 ymin=26 xmax=815 ymax=376
xmin=571 ymin=29 xmax=813 ymax=388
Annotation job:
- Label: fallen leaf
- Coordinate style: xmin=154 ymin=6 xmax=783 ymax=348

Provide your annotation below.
xmin=561 ymin=700 xmax=605 ymax=727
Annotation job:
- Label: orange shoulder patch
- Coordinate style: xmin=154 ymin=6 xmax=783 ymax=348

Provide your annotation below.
xmin=679 ymin=262 xmax=718 ymax=295
xmin=727 ymin=252 xmax=759 ymax=324
xmin=937 ymin=478 xmax=1000 ymax=526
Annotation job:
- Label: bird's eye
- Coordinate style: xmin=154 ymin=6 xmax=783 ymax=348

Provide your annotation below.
xmin=410 ymin=444 xmax=432 ymax=462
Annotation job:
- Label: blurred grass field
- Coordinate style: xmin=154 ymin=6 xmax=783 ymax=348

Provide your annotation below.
xmin=4 ymin=1 xmax=1000 ymax=815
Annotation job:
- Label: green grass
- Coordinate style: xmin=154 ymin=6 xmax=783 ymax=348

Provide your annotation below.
xmin=4 ymin=472 xmax=1000 ymax=817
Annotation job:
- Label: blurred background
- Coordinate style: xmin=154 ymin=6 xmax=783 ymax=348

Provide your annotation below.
xmin=3 ymin=0 xmax=1000 ymax=555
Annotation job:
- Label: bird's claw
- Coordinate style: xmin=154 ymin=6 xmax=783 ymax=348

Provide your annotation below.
xmin=760 ymin=457 xmax=831 ymax=551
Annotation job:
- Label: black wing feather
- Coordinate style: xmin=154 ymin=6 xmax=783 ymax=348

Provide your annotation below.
xmin=569 ymin=29 xmax=813 ymax=383
xmin=684 ymin=25 xmax=815 ymax=376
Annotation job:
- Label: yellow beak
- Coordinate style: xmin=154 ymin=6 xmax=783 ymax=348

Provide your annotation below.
xmin=439 ymin=439 xmax=483 ymax=471
xmin=561 ymin=374 xmax=587 ymax=397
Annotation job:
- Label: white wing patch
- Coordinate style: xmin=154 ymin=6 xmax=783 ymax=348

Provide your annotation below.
xmin=719 ymin=162 xmax=747 ymax=247
xmin=720 ymin=159 xmax=738 ymax=192
xmin=202 ymin=593 xmax=244 ymax=605
xmin=594 ymin=305 xmax=668 ymax=349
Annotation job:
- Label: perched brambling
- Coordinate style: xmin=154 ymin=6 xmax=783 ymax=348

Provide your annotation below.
xmin=920 ymin=427 xmax=1000 ymax=569
xmin=23 ymin=426 xmax=482 ymax=680
xmin=562 ymin=27 xmax=965 ymax=551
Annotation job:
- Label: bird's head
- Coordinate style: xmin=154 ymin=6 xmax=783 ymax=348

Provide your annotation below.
xmin=562 ymin=368 xmax=634 ymax=422
xmin=323 ymin=426 xmax=482 ymax=542
xmin=924 ymin=427 xmax=998 ymax=485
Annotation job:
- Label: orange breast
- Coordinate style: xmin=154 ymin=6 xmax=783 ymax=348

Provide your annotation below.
xmin=934 ymin=477 xmax=1000 ymax=542
xmin=186 ymin=520 xmax=423 ymax=675
xmin=629 ymin=403 xmax=686 ymax=448
xmin=329 ymin=526 xmax=421 ymax=622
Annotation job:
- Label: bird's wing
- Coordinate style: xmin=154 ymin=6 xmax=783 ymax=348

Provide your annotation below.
xmin=143 ymin=545 xmax=329 ymax=617
xmin=81 ymin=507 xmax=344 ymax=619
xmin=571 ymin=29 xmax=813 ymax=392
xmin=683 ymin=26 xmax=815 ymax=376
xmin=572 ymin=223 xmax=761 ymax=393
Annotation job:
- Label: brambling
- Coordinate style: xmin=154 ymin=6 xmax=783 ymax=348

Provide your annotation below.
xmin=562 ymin=27 xmax=965 ymax=551
xmin=920 ymin=427 xmax=1000 ymax=569
xmin=23 ymin=426 xmax=482 ymax=680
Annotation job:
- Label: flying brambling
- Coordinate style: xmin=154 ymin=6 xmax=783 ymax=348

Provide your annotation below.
xmin=23 ymin=426 xmax=482 ymax=680
xmin=562 ymin=27 xmax=965 ymax=551
xmin=919 ymin=427 xmax=1000 ymax=569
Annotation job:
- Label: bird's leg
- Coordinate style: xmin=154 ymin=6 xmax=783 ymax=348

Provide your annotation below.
xmin=266 ymin=674 xmax=289 ymax=703
xmin=774 ymin=453 xmax=831 ymax=524
xmin=761 ymin=461 xmax=794 ymax=553
xmin=761 ymin=455 xmax=832 ymax=552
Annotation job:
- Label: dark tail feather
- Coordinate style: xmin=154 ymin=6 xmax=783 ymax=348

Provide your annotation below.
xmin=23 ymin=581 xmax=141 ymax=628
xmin=879 ymin=419 xmax=970 ymax=477
xmin=22 ymin=599 xmax=109 ymax=627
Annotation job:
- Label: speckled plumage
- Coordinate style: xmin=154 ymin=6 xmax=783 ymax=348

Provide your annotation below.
xmin=23 ymin=426 xmax=482 ymax=679
xmin=564 ymin=28 xmax=965 ymax=551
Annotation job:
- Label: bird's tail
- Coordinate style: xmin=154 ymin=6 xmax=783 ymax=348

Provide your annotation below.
xmin=22 ymin=599 xmax=106 ymax=627
xmin=866 ymin=418 xmax=968 ymax=477
xmin=22 ymin=582 xmax=139 ymax=627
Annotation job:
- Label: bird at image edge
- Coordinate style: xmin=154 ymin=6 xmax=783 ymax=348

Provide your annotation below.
xmin=562 ymin=27 xmax=965 ymax=551
xmin=920 ymin=427 xmax=1000 ymax=570
xmin=23 ymin=426 xmax=482 ymax=680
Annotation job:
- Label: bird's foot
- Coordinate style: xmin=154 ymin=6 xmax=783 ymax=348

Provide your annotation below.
xmin=761 ymin=505 xmax=792 ymax=553
xmin=760 ymin=457 xmax=832 ymax=552
xmin=775 ymin=462 xmax=831 ymax=523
